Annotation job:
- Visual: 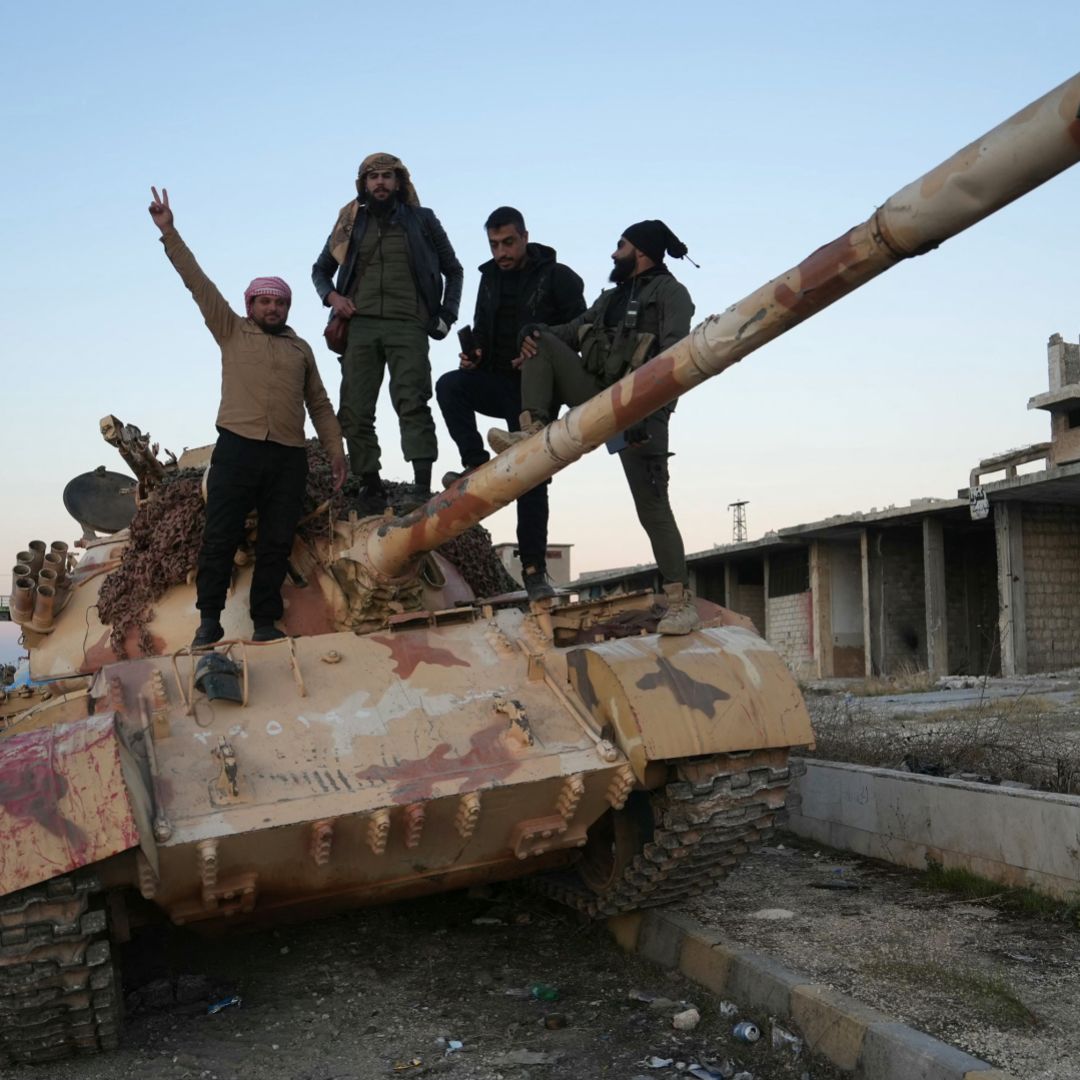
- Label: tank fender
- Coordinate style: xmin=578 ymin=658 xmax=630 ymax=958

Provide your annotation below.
xmin=0 ymin=712 xmax=150 ymax=896
xmin=565 ymin=625 xmax=814 ymax=782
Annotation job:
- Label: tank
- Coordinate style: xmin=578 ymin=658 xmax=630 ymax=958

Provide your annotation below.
xmin=2 ymin=71 xmax=1079 ymax=1065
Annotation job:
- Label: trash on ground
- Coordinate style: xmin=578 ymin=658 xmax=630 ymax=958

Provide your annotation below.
xmin=732 ymin=1020 xmax=761 ymax=1043
xmin=717 ymin=1000 xmax=739 ymax=1018
xmin=642 ymin=1055 xmax=675 ymax=1068
xmin=491 ymin=1049 xmax=563 ymax=1065
xmin=672 ymin=1006 xmax=701 ymax=1031
xmin=688 ymin=1062 xmax=735 ymax=1079
xmin=206 ymin=995 xmax=241 ymax=1015
xmin=543 ymin=1012 xmax=567 ymax=1029
xmin=530 ymin=983 xmax=559 ymax=1002
xmin=771 ymin=1022 xmax=803 ymax=1055
xmin=392 ymin=1059 xmax=423 ymax=1072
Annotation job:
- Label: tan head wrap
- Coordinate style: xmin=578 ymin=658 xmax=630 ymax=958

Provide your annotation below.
xmin=328 ymin=152 xmax=421 ymax=266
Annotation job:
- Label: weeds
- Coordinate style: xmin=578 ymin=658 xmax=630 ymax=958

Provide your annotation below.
xmin=805 ymin=694 xmax=1080 ymax=794
xmin=865 ymin=957 xmax=1039 ymax=1028
xmin=920 ymin=860 xmax=1080 ymax=925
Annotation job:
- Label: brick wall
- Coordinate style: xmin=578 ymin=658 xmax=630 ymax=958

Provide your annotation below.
xmin=767 ymin=591 xmax=814 ymax=675
xmin=733 ymin=584 xmax=766 ymax=637
xmin=867 ymin=527 xmax=925 ymax=673
xmin=1022 ymin=504 xmax=1080 ymax=671
xmin=945 ymin=529 xmax=1000 ymax=676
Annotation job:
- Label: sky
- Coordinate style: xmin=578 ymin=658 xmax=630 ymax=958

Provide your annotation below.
xmin=2 ymin=2 xmax=1078 ymax=665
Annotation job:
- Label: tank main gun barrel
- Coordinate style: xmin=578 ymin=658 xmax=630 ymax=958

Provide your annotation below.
xmin=367 ymin=72 xmax=1080 ymax=582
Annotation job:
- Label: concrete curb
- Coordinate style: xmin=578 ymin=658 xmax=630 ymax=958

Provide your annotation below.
xmin=609 ymin=908 xmax=1016 ymax=1080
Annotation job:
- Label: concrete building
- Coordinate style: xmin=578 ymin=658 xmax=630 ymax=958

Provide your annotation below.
xmin=494 ymin=543 xmax=573 ymax=589
xmin=575 ymin=333 xmax=1080 ymax=679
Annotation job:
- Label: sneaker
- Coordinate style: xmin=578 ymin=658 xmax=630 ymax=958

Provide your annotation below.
xmin=522 ymin=567 xmax=556 ymax=602
xmin=488 ymin=417 xmax=544 ymax=454
xmin=252 ymin=623 xmax=286 ymax=642
xmin=657 ymin=583 xmax=701 ymax=636
xmin=191 ymin=618 xmax=224 ymax=648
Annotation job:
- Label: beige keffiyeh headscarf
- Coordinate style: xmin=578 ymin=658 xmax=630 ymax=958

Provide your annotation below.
xmin=328 ymin=153 xmax=421 ymax=266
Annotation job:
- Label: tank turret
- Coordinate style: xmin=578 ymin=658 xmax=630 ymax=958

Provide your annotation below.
xmin=0 ymin=72 xmax=1077 ymax=1066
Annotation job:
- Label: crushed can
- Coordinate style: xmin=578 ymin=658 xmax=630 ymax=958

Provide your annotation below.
xmin=732 ymin=1020 xmax=761 ymax=1043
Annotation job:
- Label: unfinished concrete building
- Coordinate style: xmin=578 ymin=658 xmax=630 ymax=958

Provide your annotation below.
xmin=575 ymin=333 xmax=1080 ymax=679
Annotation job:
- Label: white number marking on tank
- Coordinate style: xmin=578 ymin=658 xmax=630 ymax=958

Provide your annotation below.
xmin=266 ymin=719 xmax=284 ymax=736
xmin=192 ymin=731 xmax=211 ymax=745
xmin=228 ymin=723 xmax=248 ymax=740
xmin=295 ymin=714 xmax=311 ymax=728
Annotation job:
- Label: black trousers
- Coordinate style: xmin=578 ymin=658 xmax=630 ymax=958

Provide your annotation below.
xmin=435 ymin=368 xmax=550 ymax=568
xmin=196 ymin=429 xmax=308 ymax=624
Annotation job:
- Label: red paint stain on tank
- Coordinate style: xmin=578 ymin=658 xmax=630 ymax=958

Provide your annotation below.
xmin=774 ymin=230 xmax=862 ymax=319
xmin=0 ymin=729 xmax=89 ymax=857
xmin=282 ymin=575 xmax=337 ymax=637
xmin=370 ymin=631 xmax=470 ymax=679
xmin=355 ymin=723 xmax=517 ymax=802
xmin=610 ymin=353 xmax=680 ymax=427
xmin=81 ymin=630 xmax=119 ymax=674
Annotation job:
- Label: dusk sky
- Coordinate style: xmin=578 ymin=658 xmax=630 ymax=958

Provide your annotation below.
xmin=2 ymin=3 xmax=1078 ymax=664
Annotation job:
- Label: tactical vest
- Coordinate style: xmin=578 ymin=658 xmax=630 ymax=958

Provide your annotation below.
xmin=351 ymin=220 xmax=425 ymax=323
xmin=578 ymin=275 xmax=668 ymax=385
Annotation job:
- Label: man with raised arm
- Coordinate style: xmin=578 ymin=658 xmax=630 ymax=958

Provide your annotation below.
xmin=148 ymin=186 xmax=346 ymax=648
xmin=488 ymin=220 xmax=700 ymax=634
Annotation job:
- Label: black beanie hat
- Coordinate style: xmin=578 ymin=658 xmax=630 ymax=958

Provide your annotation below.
xmin=622 ymin=220 xmax=689 ymax=264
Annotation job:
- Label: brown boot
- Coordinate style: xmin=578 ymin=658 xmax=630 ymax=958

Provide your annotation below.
xmin=657 ymin=583 xmax=701 ymax=635
xmin=488 ymin=412 xmax=545 ymax=454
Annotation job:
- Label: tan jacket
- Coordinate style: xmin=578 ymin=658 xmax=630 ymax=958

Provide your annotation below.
xmin=161 ymin=229 xmax=343 ymax=455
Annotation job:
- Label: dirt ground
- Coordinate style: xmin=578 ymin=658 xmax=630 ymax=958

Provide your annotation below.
xmin=16 ymin=889 xmax=838 ymax=1080
xmin=680 ymin=837 xmax=1079 ymax=1080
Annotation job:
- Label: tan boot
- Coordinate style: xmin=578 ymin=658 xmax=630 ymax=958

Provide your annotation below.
xmin=487 ymin=412 xmax=545 ymax=454
xmin=657 ymin=582 xmax=701 ymax=635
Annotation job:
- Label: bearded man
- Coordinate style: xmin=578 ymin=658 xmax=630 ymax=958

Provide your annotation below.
xmin=148 ymin=186 xmax=346 ymax=648
xmin=312 ymin=153 xmax=463 ymax=502
xmin=488 ymin=220 xmax=700 ymax=634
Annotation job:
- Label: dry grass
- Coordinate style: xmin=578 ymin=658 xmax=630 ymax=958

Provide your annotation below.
xmin=846 ymin=668 xmax=937 ymax=697
xmin=806 ymin=694 xmax=1080 ymax=794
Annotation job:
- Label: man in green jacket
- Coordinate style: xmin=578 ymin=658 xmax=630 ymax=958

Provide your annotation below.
xmin=489 ymin=220 xmax=700 ymax=634
xmin=312 ymin=153 xmax=462 ymax=503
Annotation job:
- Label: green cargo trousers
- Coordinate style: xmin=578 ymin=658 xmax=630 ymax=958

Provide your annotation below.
xmin=339 ymin=316 xmax=438 ymax=475
xmin=521 ymin=333 xmax=689 ymax=586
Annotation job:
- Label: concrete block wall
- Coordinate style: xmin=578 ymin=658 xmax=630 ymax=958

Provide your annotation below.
xmin=1022 ymin=503 xmax=1080 ymax=671
xmin=733 ymin=584 xmax=766 ymax=637
xmin=869 ymin=528 xmax=926 ymax=672
xmin=766 ymin=591 xmax=814 ymax=675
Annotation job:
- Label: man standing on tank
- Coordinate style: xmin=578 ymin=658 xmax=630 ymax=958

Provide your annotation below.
xmin=147 ymin=187 xmax=347 ymax=648
xmin=436 ymin=207 xmax=585 ymax=601
xmin=488 ymin=220 xmax=700 ymax=634
xmin=312 ymin=153 xmax=463 ymax=503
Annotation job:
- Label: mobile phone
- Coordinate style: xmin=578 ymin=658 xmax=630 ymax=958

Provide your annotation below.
xmin=458 ymin=325 xmax=480 ymax=358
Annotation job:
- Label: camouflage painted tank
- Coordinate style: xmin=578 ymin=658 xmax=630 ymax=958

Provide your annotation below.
xmin=1 ymin=71 xmax=1079 ymax=1065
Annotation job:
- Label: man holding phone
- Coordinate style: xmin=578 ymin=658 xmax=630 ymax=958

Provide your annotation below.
xmin=435 ymin=206 xmax=584 ymax=600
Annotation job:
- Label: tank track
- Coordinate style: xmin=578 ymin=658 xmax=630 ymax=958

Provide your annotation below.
xmin=0 ymin=870 xmax=120 ymax=1065
xmin=539 ymin=749 xmax=802 ymax=918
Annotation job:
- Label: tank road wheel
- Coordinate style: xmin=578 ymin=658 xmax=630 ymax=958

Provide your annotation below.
xmin=0 ymin=871 xmax=121 ymax=1065
xmin=540 ymin=749 xmax=799 ymax=918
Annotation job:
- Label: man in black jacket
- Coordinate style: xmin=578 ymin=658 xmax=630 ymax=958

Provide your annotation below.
xmin=312 ymin=153 xmax=463 ymax=501
xmin=436 ymin=207 xmax=585 ymax=599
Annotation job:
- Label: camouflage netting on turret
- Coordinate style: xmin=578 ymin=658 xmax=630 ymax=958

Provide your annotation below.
xmin=97 ymin=443 xmax=519 ymax=658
